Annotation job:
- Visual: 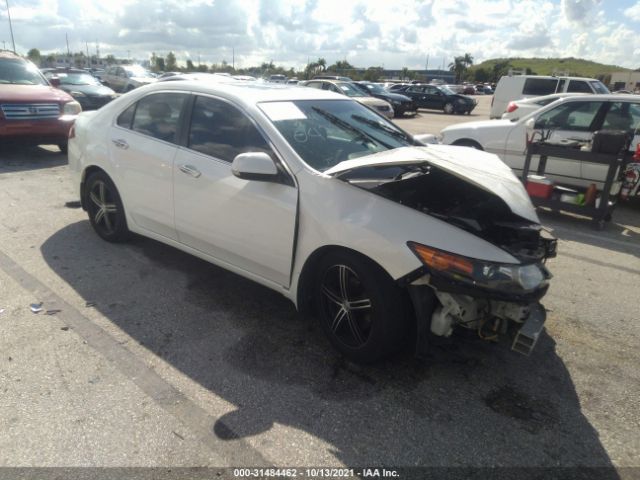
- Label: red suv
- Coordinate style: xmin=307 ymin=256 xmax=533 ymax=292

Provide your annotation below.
xmin=0 ymin=51 xmax=81 ymax=152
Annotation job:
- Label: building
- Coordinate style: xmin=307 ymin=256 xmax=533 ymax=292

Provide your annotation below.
xmin=610 ymin=71 xmax=640 ymax=92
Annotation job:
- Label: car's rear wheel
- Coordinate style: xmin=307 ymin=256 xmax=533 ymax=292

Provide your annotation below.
xmin=314 ymin=251 xmax=411 ymax=363
xmin=84 ymin=171 xmax=130 ymax=242
xmin=443 ymin=102 xmax=454 ymax=114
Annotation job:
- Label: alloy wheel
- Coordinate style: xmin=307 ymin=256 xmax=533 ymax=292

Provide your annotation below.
xmin=320 ymin=264 xmax=373 ymax=348
xmin=88 ymin=180 xmax=118 ymax=235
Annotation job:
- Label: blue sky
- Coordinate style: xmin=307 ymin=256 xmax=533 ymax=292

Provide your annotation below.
xmin=1 ymin=0 xmax=639 ymax=69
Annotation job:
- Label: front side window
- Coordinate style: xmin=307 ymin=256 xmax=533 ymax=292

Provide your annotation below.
xmin=130 ymin=93 xmax=186 ymax=143
xmin=602 ymin=102 xmax=640 ymax=133
xmin=188 ymin=96 xmax=274 ymax=162
xmin=536 ymin=101 xmax=602 ymax=131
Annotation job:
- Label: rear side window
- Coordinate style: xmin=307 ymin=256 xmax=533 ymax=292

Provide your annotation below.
xmin=567 ymin=80 xmax=592 ymax=93
xmin=187 ymin=96 xmax=274 ymax=163
xmin=590 ymin=81 xmax=610 ymax=94
xmin=131 ymin=93 xmax=187 ymax=144
xmin=523 ymin=78 xmax=558 ymax=95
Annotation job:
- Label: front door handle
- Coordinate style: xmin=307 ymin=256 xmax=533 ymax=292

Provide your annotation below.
xmin=178 ymin=164 xmax=201 ymax=178
xmin=112 ymin=138 xmax=129 ymax=149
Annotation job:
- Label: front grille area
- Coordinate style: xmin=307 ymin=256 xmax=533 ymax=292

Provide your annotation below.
xmin=1 ymin=103 xmax=60 ymax=120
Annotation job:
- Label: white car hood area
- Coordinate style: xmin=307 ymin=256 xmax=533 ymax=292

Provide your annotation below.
xmin=325 ymin=145 xmax=539 ymax=224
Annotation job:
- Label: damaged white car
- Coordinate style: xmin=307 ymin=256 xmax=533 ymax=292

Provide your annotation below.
xmin=69 ymin=81 xmax=556 ymax=363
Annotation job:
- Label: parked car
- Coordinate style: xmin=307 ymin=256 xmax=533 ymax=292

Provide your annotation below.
xmin=490 ymin=74 xmax=610 ymax=118
xmin=300 ymin=79 xmax=394 ymax=118
xmin=268 ymin=74 xmax=287 ymax=83
xmin=313 ymin=75 xmax=353 ymax=81
xmin=388 ymin=83 xmax=410 ymax=92
xmin=69 ymin=81 xmax=555 ymax=362
xmin=441 ymin=94 xmax=640 ymax=192
xmin=0 ymin=51 xmax=80 ymax=152
xmin=501 ymin=93 xmax=587 ymax=120
xmin=101 ymin=65 xmax=157 ymax=92
xmin=462 ymin=84 xmax=476 ymax=95
xmin=401 ymin=84 xmax=477 ymax=114
xmin=353 ymin=82 xmax=416 ymax=117
xmin=158 ymin=73 xmax=234 ymax=83
xmin=42 ymin=68 xmax=117 ymax=110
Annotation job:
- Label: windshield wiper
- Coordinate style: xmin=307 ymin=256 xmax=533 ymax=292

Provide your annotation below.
xmin=311 ymin=106 xmax=392 ymax=149
xmin=351 ymin=114 xmax=414 ymax=144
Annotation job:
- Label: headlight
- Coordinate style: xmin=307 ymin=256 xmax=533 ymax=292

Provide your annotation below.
xmin=407 ymin=242 xmax=549 ymax=293
xmin=63 ymin=101 xmax=82 ymax=115
xmin=69 ymin=91 xmax=86 ymax=98
xmin=456 ymin=98 xmax=466 ymax=104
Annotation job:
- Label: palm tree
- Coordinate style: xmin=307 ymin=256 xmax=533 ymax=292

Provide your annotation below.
xmin=462 ymin=53 xmax=474 ymax=68
xmin=448 ymin=56 xmax=466 ymax=83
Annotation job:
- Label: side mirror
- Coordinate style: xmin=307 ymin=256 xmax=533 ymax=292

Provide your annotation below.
xmin=532 ymin=117 xmax=547 ymax=129
xmin=231 ymin=152 xmax=279 ymax=182
xmin=49 ymin=77 xmax=61 ymax=87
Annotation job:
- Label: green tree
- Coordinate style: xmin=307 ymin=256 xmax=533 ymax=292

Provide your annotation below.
xmin=156 ymin=57 xmax=165 ymax=72
xmin=27 ymin=48 xmax=41 ymax=66
xmin=363 ymin=66 xmax=383 ymax=82
xmin=472 ymin=67 xmax=490 ymax=82
xmin=491 ymin=60 xmax=512 ymax=81
xmin=186 ymin=59 xmax=195 ymax=71
xmin=105 ymin=54 xmax=116 ymax=65
xmin=166 ymin=51 xmax=177 ymax=71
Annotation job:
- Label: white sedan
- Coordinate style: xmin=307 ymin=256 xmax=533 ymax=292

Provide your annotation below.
xmin=69 ymin=81 xmax=555 ymax=362
xmin=441 ymin=94 xmax=640 ymax=191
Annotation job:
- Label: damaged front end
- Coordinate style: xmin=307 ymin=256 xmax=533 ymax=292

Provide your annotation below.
xmin=330 ymin=147 xmax=557 ymax=356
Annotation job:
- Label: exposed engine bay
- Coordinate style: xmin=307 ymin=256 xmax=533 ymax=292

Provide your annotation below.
xmin=335 ymin=162 xmax=556 ymax=262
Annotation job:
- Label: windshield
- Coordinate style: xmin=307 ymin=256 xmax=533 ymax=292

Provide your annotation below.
xmin=52 ymin=72 xmax=101 ymax=86
xmin=126 ymin=68 xmax=154 ymax=78
xmin=440 ymin=86 xmax=455 ymax=95
xmin=590 ymin=81 xmax=610 ymax=94
xmin=259 ymin=99 xmax=415 ymax=171
xmin=336 ymin=83 xmax=367 ymax=98
xmin=362 ymin=83 xmax=385 ymax=94
xmin=0 ymin=60 xmax=48 ymax=85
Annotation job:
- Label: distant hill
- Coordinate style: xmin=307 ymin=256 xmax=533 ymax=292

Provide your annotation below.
xmin=469 ymin=57 xmax=630 ymax=79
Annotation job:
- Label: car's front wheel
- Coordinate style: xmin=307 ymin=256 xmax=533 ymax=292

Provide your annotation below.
xmin=314 ymin=251 xmax=411 ymax=363
xmin=84 ymin=171 xmax=130 ymax=242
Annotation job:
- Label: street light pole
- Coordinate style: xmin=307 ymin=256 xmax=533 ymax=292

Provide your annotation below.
xmin=5 ymin=0 xmax=16 ymax=53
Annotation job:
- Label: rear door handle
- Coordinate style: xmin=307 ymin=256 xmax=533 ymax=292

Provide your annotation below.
xmin=178 ymin=164 xmax=201 ymax=178
xmin=112 ymin=138 xmax=129 ymax=149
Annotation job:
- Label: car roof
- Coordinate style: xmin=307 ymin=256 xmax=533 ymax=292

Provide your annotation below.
xmin=142 ymin=80 xmax=346 ymax=106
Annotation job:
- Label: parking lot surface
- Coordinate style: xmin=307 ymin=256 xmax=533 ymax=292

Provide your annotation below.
xmin=1 ymin=96 xmax=639 ymax=477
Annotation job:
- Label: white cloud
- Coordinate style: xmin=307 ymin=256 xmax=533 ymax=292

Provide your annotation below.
xmin=625 ymin=1 xmax=640 ymax=21
xmin=2 ymin=0 xmax=638 ymax=69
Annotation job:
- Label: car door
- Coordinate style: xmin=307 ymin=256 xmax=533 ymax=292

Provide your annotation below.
xmin=173 ymin=95 xmax=298 ymax=287
xmin=405 ymin=86 xmax=426 ymax=107
xmin=423 ymin=86 xmax=443 ymax=110
xmin=582 ymin=100 xmax=640 ymax=186
xmin=503 ymin=100 xmax=604 ymax=182
xmin=109 ymin=92 xmax=188 ymax=240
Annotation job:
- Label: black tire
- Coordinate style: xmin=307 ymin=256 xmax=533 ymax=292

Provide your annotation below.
xmin=58 ymin=143 xmax=68 ymax=154
xmin=443 ymin=102 xmax=454 ymax=114
xmin=452 ymin=139 xmax=483 ymax=150
xmin=84 ymin=171 xmax=130 ymax=242
xmin=314 ymin=251 xmax=412 ymax=363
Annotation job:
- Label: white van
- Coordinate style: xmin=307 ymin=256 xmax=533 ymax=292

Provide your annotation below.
xmin=490 ymin=75 xmax=610 ymax=118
